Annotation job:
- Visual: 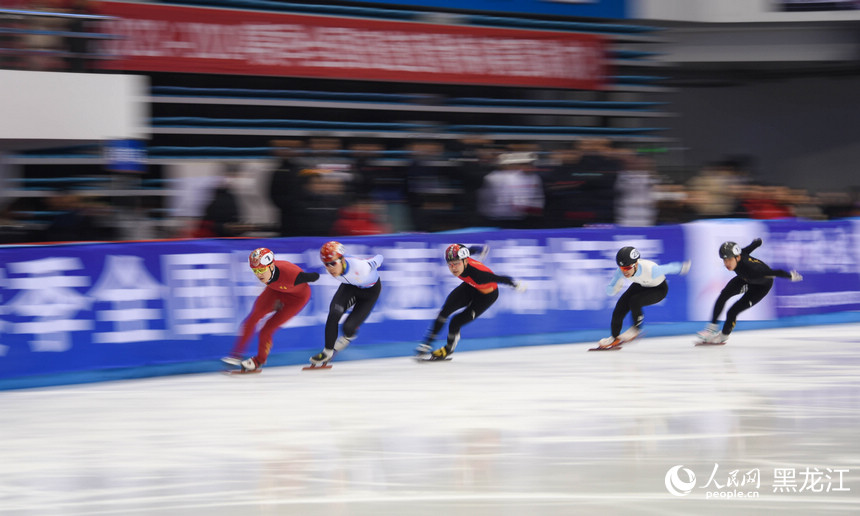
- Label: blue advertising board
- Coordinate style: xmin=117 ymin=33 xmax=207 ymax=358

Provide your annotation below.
xmin=1 ymin=220 xmax=858 ymax=386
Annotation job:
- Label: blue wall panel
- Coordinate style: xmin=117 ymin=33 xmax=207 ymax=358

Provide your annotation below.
xmin=1 ymin=220 xmax=858 ymax=386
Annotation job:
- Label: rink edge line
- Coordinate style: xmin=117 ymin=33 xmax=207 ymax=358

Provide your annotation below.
xmin=1 ymin=311 xmax=859 ymax=391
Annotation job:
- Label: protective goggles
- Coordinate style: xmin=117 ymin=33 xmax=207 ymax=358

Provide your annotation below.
xmin=324 ymin=260 xmax=339 ymax=267
xmin=619 ymin=264 xmax=636 ymax=271
xmin=251 ymin=266 xmax=270 ymax=274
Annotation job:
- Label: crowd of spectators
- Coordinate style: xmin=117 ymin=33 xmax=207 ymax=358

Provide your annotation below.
xmin=3 ymin=136 xmax=860 ymax=244
xmin=187 ymin=136 xmax=860 ymax=242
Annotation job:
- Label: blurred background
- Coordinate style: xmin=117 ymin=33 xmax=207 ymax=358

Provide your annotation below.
xmin=2 ymin=0 xmax=860 ymax=245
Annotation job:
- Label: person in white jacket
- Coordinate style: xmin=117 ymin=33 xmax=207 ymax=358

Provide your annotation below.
xmin=310 ymin=241 xmax=384 ymax=366
xmin=595 ymin=246 xmax=690 ymax=350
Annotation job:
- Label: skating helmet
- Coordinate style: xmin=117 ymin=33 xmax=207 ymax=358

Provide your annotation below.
xmin=320 ymin=241 xmax=345 ymax=264
xmin=616 ymin=246 xmax=640 ymax=267
xmin=719 ymin=241 xmax=741 ymax=259
xmin=249 ymin=248 xmax=275 ymax=269
xmin=445 ymin=243 xmax=470 ymax=263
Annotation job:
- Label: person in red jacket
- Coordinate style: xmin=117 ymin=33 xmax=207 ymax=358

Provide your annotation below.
xmin=416 ymin=243 xmax=526 ymax=361
xmin=222 ymin=247 xmax=319 ymax=372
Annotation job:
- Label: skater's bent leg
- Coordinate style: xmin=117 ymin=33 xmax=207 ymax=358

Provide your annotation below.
xmin=229 ymin=290 xmax=277 ymax=357
xmin=447 ymin=309 xmax=475 ymax=349
xmin=341 ymin=282 xmax=381 ymax=340
xmin=722 ymin=282 xmax=772 ymax=335
xmin=445 ymin=290 xmax=498 ymax=351
xmin=712 ymin=277 xmax=746 ymax=324
xmin=611 ymin=288 xmax=634 ymax=337
xmin=610 ymin=303 xmax=628 ymax=337
xmin=326 ymin=284 xmax=359 ymax=349
xmin=628 ymin=282 xmax=668 ymax=330
xmin=427 ymin=284 xmax=471 ymax=343
xmin=255 ymin=295 xmax=309 ymax=365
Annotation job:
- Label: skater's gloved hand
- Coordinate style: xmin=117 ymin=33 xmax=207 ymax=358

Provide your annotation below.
xmin=680 ymin=261 xmax=691 ymax=275
xmin=790 ymin=270 xmax=803 ymax=282
xmin=513 ymin=281 xmax=528 ymax=292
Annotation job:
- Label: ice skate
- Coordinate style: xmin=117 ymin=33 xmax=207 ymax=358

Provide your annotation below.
xmin=695 ymin=323 xmax=718 ymax=342
xmin=589 ymin=336 xmax=623 ymax=351
xmin=223 ymin=357 xmax=262 ymax=375
xmin=334 ymin=335 xmax=353 ymax=352
xmin=304 ymin=348 xmax=334 ymax=370
xmin=696 ymin=331 xmax=729 ymax=346
xmin=695 ymin=323 xmax=724 ymax=345
xmin=221 ymin=355 xmax=242 ymax=367
xmin=415 ymin=346 xmax=452 ymax=362
xmin=414 ymin=342 xmax=432 ymax=356
xmin=618 ymin=326 xmax=642 ymax=344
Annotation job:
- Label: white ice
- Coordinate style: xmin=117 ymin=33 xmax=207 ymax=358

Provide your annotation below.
xmin=1 ymin=324 xmax=859 ymax=515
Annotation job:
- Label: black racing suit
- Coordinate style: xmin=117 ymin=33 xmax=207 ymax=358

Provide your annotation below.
xmin=711 ymin=238 xmax=792 ymax=335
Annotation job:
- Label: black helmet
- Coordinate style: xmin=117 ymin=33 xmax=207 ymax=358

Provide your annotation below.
xmin=719 ymin=241 xmax=741 ymax=259
xmin=616 ymin=246 xmax=640 ymax=267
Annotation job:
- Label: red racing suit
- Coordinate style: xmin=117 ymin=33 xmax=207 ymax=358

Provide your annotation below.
xmin=230 ymin=260 xmax=313 ymax=365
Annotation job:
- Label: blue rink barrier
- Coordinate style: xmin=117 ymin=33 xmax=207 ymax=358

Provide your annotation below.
xmin=1 ymin=220 xmax=859 ymax=390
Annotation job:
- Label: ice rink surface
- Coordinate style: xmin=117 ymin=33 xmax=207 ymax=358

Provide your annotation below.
xmin=1 ymin=324 xmax=859 ymax=516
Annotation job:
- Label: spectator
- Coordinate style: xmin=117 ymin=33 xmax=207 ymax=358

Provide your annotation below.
xmin=654 ymin=183 xmax=697 ymax=225
xmin=405 ymin=141 xmax=463 ymax=232
xmin=477 ymin=152 xmax=544 ymax=228
xmin=452 ymin=137 xmax=497 ymax=222
xmin=294 ymin=170 xmax=349 ymax=236
xmin=736 ymin=184 xmax=793 ymax=220
xmin=192 ymin=164 xmax=252 ymax=238
xmin=615 ymin=152 xmax=658 ymax=227
xmin=331 ymin=199 xmax=391 ymax=236
xmin=687 ymin=162 xmax=741 ymax=219
xmin=42 ymin=190 xmax=113 ymax=242
xmin=268 ymin=139 xmax=306 ymax=237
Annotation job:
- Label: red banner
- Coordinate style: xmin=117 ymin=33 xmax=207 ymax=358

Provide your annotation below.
xmin=96 ymin=2 xmax=607 ymax=89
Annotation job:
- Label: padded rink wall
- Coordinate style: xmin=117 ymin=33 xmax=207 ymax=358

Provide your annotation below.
xmin=1 ymin=219 xmax=859 ymax=390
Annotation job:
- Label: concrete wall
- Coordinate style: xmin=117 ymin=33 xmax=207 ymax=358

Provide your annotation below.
xmin=665 ymin=75 xmax=860 ymax=192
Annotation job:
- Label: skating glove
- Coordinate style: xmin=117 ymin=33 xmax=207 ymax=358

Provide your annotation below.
xmin=680 ymin=261 xmax=691 ymax=275
xmin=790 ymin=270 xmax=803 ymax=282
xmin=514 ymin=281 xmax=528 ymax=292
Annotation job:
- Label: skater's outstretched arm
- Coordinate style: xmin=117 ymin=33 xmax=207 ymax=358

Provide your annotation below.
xmin=366 ymin=254 xmax=384 ymax=270
xmin=606 ymin=269 xmax=624 ymax=296
xmin=764 ymin=268 xmax=801 ymax=281
xmin=467 ymin=267 xmax=515 ymax=287
xmin=743 ymin=238 xmax=763 ymax=254
xmin=294 ymin=271 xmax=321 ymax=285
xmin=467 ymin=245 xmax=489 ymax=262
xmin=652 ymin=261 xmax=691 ymax=277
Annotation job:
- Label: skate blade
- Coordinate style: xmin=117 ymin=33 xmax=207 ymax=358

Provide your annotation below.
xmin=414 ymin=355 xmax=452 ymax=362
xmin=694 ymin=341 xmax=726 ymax=346
xmin=222 ymin=369 xmax=262 ymax=375
xmin=588 ymin=345 xmax=622 ymax=351
xmin=302 ymin=364 xmax=332 ymax=370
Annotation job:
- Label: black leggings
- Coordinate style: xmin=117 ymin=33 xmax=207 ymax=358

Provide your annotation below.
xmin=711 ymin=276 xmax=773 ymax=335
xmin=610 ymin=281 xmax=668 ymax=337
xmin=325 ymin=281 xmax=381 ymax=350
xmin=428 ymin=283 xmax=499 ymax=350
